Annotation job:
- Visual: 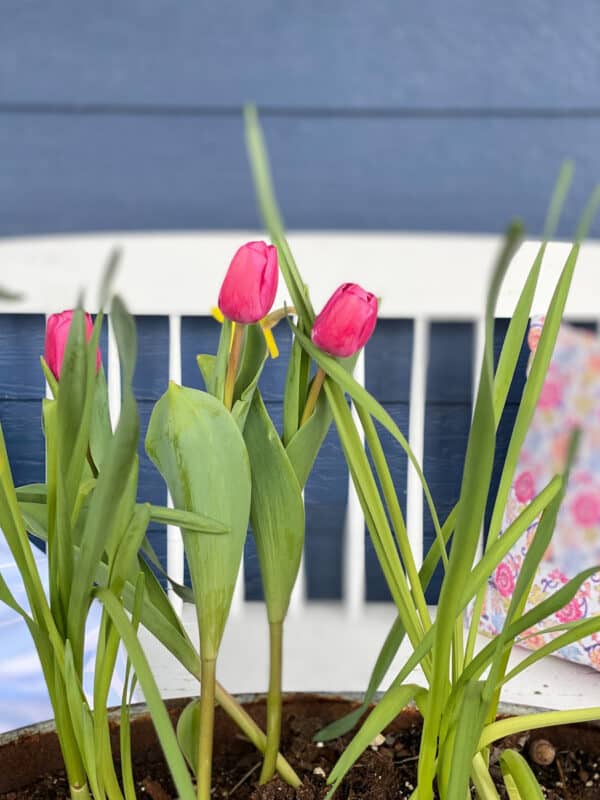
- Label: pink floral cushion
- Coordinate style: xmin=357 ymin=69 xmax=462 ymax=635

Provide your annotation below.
xmin=479 ymin=317 xmax=600 ymax=670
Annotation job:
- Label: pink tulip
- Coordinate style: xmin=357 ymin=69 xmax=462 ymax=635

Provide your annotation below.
xmin=311 ymin=283 xmax=378 ymax=358
xmin=218 ymin=241 xmax=279 ymax=324
xmin=45 ymin=310 xmax=101 ymax=380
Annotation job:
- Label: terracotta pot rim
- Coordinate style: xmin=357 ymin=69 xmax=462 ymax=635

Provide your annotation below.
xmin=1 ymin=691 xmax=598 ymax=748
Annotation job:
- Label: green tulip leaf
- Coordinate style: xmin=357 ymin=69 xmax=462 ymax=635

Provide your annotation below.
xmin=176 ymin=698 xmax=201 ymax=775
xmin=89 ymin=367 xmax=112 ymax=471
xmin=244 ymin=391 xmax=305 ymax=623
xmin=234 ymin=323 xmax=267 ymax=399
xmin=197 ymin=354 xmax=216 ymax=390
xmin=145 ymin=382 xmax=251 ymax=659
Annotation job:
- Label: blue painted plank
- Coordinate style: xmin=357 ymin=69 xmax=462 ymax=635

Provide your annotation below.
xmin=181 ymin=317 xmax=222 ymax=390
xmin=365 ymin=319 xmax=413 ymax=402
xmin=0 ymin=315 xmax=45 ymax=399
xmin=365 ymin=320 xmax=413 ymax=601
xmin=130 ymin=317 xmax=170 ymax=573
xmin=132 ymin=316 xmax=169 ymax=400
xmin=423 ymin=323 xmax=473 ymax=602
xmin=0 ymin=400 xmax=44 ymax=488
xmin=2 ymin=2 xmax=600 ymax=110
xmin=1 ymin=113 xmax=599 ymax=237
xmin=364 ymin=408 xmax=411 ymax=603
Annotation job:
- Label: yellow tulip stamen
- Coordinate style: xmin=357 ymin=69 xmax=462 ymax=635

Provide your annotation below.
xmin=211 ymin=306 xmax=280 ymax=359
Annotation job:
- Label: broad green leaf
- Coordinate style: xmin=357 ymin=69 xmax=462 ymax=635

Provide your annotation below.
xmin=244 ymin=390 xmax=305 ymax=623
xmin=96 ymin=587 xmax=196 ymax=800
xmin=197 ymin=353 xmax=215 ymax=389
xmin=145 ymin=383 xmax=251 ymax=659
xmin=285 ymin=352 xmax=359 ymax=490
xmin=176 ymin=699 xmax=201 ymax=774
xmin=231 ymin=352 xmax=268 ymax=432
xmin=500 ymin=750 xmax=545 ymax=800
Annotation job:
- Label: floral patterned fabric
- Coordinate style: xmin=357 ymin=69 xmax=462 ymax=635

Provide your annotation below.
xmin=480 ymin=317 xmax=600 ymax=670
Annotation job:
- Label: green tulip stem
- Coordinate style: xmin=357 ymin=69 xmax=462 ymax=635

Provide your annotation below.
xmin=224 ymin=323 xmax=246 ymax=410
xmin=299 ymin=367 xmax=326 ymax=427
xmin=259 ymin=620 xmax=284 ymax=785
xmin=214 ymin=682 xmax=301 ymax=787
xmin=197 ymin=658 xmax=217 ymax=800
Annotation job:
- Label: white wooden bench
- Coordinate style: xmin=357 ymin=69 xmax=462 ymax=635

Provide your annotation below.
xmin=1 ymin=231 xmax=599 ymax=711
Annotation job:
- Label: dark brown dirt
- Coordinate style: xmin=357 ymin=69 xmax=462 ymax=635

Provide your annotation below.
xmin=1 ymin=695 xmax=599 ymax=799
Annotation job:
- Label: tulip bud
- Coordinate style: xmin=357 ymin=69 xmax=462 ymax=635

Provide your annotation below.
xmin=45 ymin=309 xmax=101 ymax=380
xmin=218 ymin=241 xmax=278 ymax=324
xmin=311 ymin=283 xmax=378 ymax=358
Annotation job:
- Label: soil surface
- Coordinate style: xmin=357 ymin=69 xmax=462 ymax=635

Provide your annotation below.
xmin=1 ymin=695 xmax=599 ymax=799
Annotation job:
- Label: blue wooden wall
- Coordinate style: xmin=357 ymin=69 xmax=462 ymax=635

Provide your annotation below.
xmin=2 ymin=3 xmax=600 ymax=600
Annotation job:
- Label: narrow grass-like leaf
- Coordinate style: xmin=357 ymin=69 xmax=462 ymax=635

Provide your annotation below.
xmin=500 ymin=750 xmax=544 ymax=800
xmin=444 ymin=681 xmax=487 ymax=800
xmin=120 ymin=573 xmax=144 ymax=800
xmin=315 ymin=614 xmax=406 ymax=742
xmin=147 ymin=504 xmax=228 ymax=534
xmin=480 ymin=707 xmax=600 ymax=751
xmin=325 ymin=684 xmax=425 ymax=798
xmin=96 ymin=588 xmax=196 ymax=800
xmin=501 ymin=614 xmax=600 ymax=687
xmin=292 ymin=322 xmax=444 ymax=546
xmin=323 ymin=379 xmax=426 ymax=655
xmin=451 ymin=566 xmax=600 ymax=694
xmin=465 ymin=163 xmax=574 ymax=661
xmin=67 ymin=296 xmax=140 ymax=663
xmin=244 ymin=105 xmax=314 ymax=326
xmin=418 ymin=223 xmax=523 ymax=800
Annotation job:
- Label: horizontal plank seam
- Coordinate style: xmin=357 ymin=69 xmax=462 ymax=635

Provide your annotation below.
xmin=3 ymin=103 xmax=600 ymax=119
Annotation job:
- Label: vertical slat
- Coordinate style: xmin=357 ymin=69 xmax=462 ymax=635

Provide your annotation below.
xmin=473 ymin=316 xmax=486 ymax=561
xmin=406 ymin=317 xmax=428 ymax=570
xmin=107 ymin=318 xmax=121 ymax=431
xmin=167 ymin=315 xmax=185 ymax=615
xmin=343 ymin=349 xmax=366 ymax=618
